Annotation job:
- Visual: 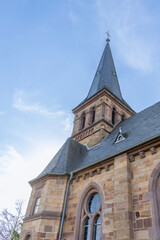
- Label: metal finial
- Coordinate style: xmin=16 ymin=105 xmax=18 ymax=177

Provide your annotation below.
xmin=106 ymin=31 xmax=111 ymax=42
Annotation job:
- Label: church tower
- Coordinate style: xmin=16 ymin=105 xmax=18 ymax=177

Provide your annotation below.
xmin=72 ymin=37 xmax=134 ymax=147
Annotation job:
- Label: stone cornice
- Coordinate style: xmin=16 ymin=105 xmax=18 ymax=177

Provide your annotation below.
xmin=72 ymin=88 xmax=135 ymax=115
xmin=72 ymin=118 xmax=112 ymax=139
xmin=29 ymin=173 xmax=69 ymax=187
xmin=23 ymin=210 xmax=62 ymax=222
xmin=128 ymin=138 xmax=160 ymax=162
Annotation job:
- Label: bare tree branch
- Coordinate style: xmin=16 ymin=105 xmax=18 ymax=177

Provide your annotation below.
xmin=0 ymin=200 xmax=24 ymax=240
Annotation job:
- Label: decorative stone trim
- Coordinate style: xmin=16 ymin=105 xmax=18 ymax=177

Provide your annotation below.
xmin=105 ymin=165 xmax=109 ymax=171
xmin=139 ymin=151 xmax=145 ymax=158
xmin=97 ymin=168 xmax=101 ymax=174
xmin=150 ymin=147 xmax=157 ymax=154
xmin=128 ymin=140 xmax=160 ymax=162
xmin=89 ymin=171 xmax=93 ymax=177
xmin=23 ymin=211 xmax=62 ymax=222
xmin=129 ymin=155 xmax=135 ymax=162
xmin=76 ymin=176 xmax=79 ymax=182
xmin=73 ymin=159 xmax=114 ymax=183
xmin=83 ymin=173 xmax=86 ymax=180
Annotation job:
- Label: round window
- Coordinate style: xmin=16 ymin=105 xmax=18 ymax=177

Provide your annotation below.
xmin=88 ymin=193 xmax=101 ymax=213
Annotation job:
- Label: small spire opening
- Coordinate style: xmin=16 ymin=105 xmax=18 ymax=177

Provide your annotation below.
xmin=112 ymin=108 xmax=116 ymax=125
xmin=91 ymin=107 xmax=96 ymax=124
xmin=81 ymin=112 xmax=86 ymax=130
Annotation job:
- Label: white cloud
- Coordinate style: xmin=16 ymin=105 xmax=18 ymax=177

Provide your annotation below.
xmin=13 ymin=90 xmax=64 ymax=118
xmin=0 ymin=141 xmax=63 ymax=213
xmin=0 ymin=111 xmax=5 ymax=115
xmin=13 ymin=90 xmax=73 ymax=133
xmin=95 ymin=0 xmax=154 ymax=72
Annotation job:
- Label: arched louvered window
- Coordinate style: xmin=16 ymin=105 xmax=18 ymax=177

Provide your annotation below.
xmin=112 ymin=107 xmax=116 ymax=125
xmin=81 ymin=112 xmax=86 ymax=129
xmin=121 ymin=114 xmax=125 ymax=121
xmin=91 ymin=107 xmax=96 ymax=124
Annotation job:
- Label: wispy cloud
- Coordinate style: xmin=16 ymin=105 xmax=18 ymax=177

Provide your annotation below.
xmin=13 ymin=90 xmax=73 ymax=133
xmin=0 ymin=111 xmax=5 ymax=115
xmin=13 ymin=90 xmax=64 ymax=118
xmin=95 ymin=0 xmax=155 ymax=72
xmin=0 ymin=145 xmax=23 ymax=175
xmin=0 ymin=141 xmax=63 ymax=212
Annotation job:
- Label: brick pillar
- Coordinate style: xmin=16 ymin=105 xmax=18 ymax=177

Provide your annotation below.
xmin=113 ymin=153 xmax=134 ymax=240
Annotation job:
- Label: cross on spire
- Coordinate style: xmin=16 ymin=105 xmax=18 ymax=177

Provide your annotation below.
xmin=106 ymin=31 xmax=111 ymax=42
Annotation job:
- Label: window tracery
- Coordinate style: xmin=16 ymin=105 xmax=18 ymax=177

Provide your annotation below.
xmin=74 ymin=183 xmax=103 ymax=240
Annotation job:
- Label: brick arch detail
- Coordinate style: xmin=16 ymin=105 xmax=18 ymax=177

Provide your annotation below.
xmin=147 ymin=162 xmax=160 ymax=239
xmin=73 ymin=182 xmax=105 ymax=240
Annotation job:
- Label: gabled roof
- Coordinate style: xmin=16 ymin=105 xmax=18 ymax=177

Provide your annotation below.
xmin=31 ymin=101 xmax=160 ymax=183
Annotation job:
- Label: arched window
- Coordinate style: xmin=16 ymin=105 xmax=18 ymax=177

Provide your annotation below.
xmin=81 ymin=112 xmax=86 ymax=129
xmin=121 ymin=114 xmax=125 ymax=121
xmin=112 ymin=107 xmax=116 ymax=125
xmin=25 ymin=235 xmax=31 ymax=240
xmin=148 ymin=162 xmax=160 ymax=239
xmin=22 ymin=230 xmax=33 ymax=240
xmin=74 ymin=183 xmax=103 ymax=240
xmin=91 ymin=107 xmax=96 ymax=124
xmin=33 ymin=197 xmax=40 ymax=215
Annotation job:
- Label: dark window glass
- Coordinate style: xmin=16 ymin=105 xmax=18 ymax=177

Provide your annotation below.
xmin=82 ymin=113 xmax=86 ymax=129
xmin=112 ymin=108 xmax=115 ymax=125
xmin=91 ymin=108 xmax=95 ymax=123
xmin=25 ymin=235 xmax=31 ymax=240
xmin=121 ymin=114 xmax=125 ymax=121
xmin=88 ymin=193 xmax=101 ymax=213
xmin=83 ymin=217 xmax=90 ymax=240
xmin=94 ymin=215 xmax=101 ymax=240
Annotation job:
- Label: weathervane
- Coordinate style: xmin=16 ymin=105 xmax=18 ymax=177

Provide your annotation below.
xmin=106 ymin=30 xmax=111 ymax=42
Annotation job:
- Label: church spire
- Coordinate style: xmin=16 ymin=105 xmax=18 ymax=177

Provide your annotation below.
xmin=86 ymin=37 xmax=123 ymax=102
xmin=72 ymin=37 xmax=135 ymax=148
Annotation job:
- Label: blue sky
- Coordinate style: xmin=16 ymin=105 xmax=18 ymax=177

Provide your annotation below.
xmin=0 ymin=0 xmax=160 ymax=213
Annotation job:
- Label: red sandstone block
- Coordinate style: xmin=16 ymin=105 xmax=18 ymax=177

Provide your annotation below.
xmin=136 ymin=219 xmax=143 ymax=228
xmin=144 ymin=218 xmax=152 ymax=228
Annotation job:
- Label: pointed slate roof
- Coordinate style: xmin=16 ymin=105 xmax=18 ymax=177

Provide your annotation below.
xmin=86 ymin=40 xmax=123 ymax=101
xmin=31 ymin=101 xmax=160 ymax=183
xmin=73 ymin=39 xmax=133 ymax=111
